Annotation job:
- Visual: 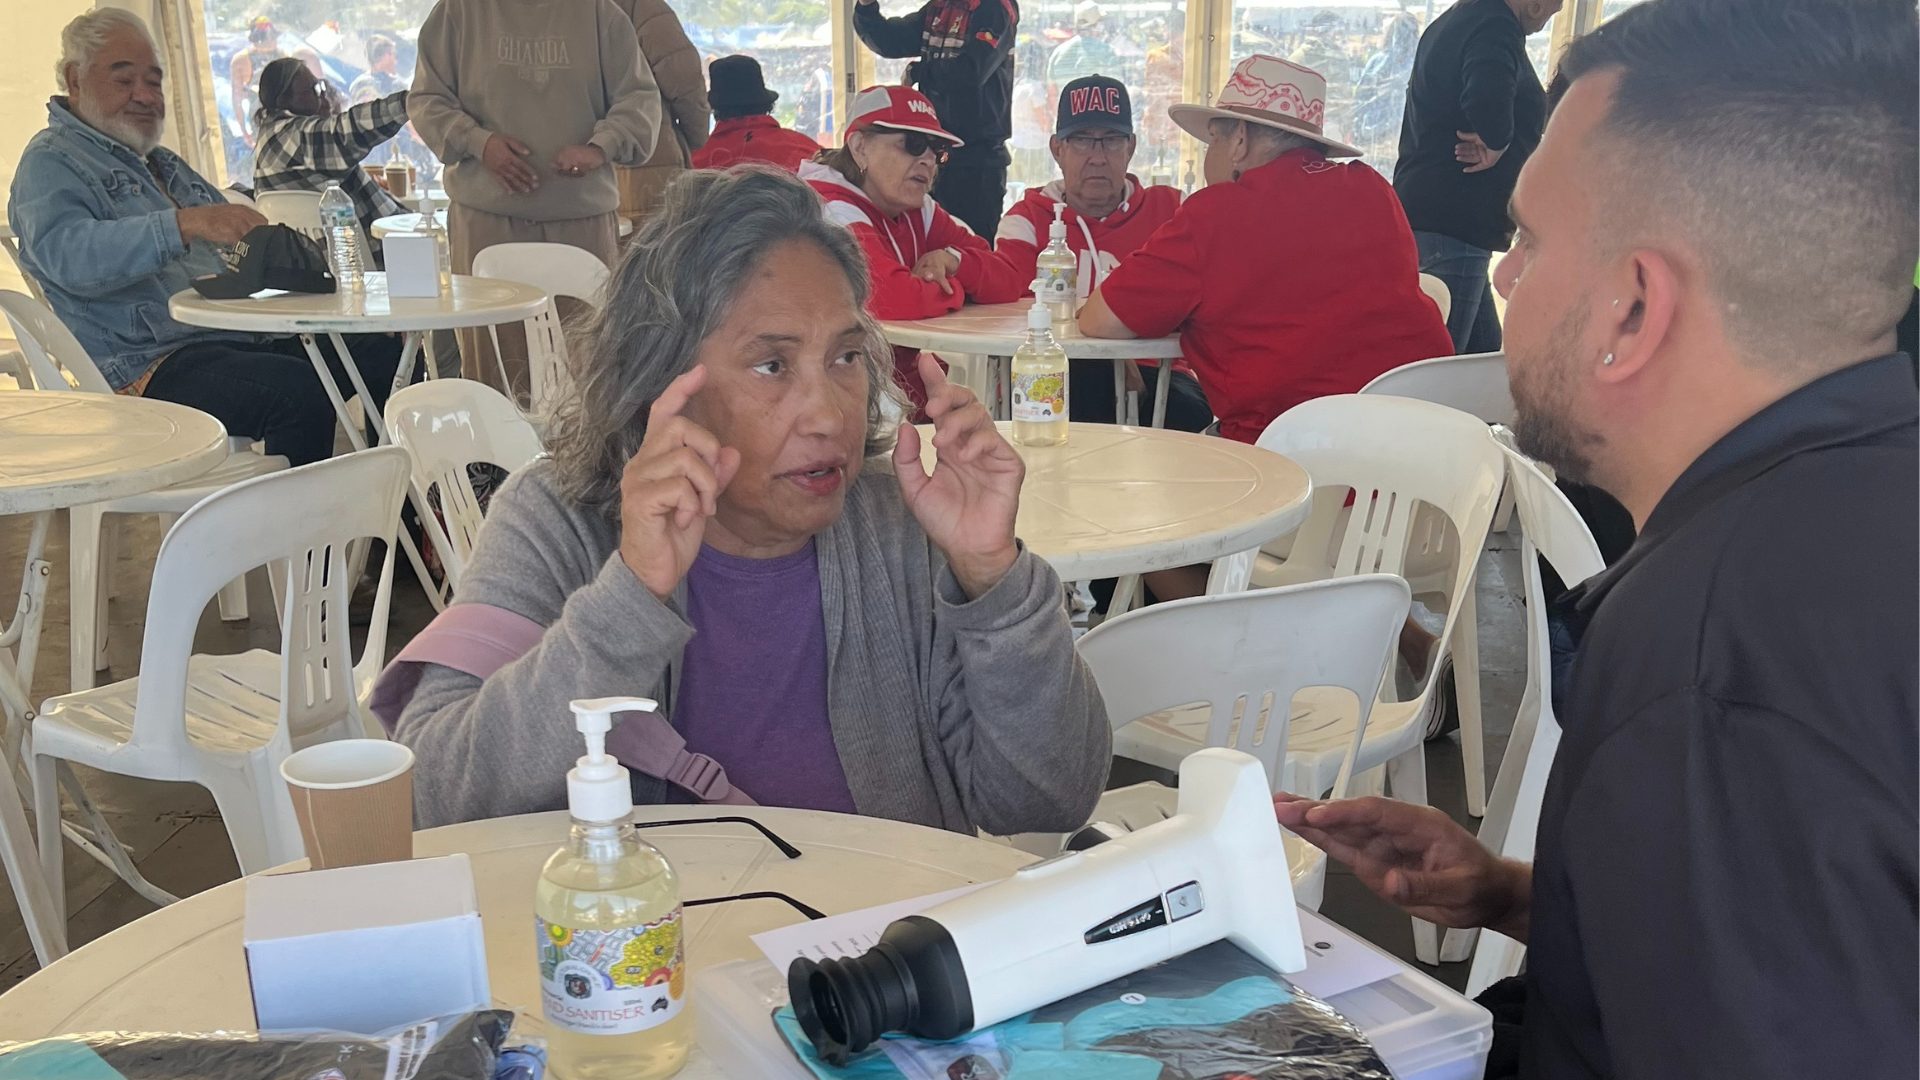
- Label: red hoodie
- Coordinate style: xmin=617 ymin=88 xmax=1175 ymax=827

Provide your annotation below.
xmin=981 ymin=175 xmax=1184 ymax=304
xmin=803 ymin=159 xmax=998 ymax=411
xmin=692 ymin=115 xmax=821 ymax=172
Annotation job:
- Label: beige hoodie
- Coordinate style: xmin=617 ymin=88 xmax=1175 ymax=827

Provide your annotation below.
xmin=411 ymin=0 xmax=662 ymax=220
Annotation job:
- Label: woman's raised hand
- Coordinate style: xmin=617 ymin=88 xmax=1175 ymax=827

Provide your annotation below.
xmin=892 ymin=354 xmax=1023 ymax=599
xmin=618 ymin=366 xmax=742 ymax=601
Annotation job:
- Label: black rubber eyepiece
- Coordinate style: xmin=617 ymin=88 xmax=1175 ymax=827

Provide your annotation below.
xmin=787 ymin=915 xmax=974 ymax=1066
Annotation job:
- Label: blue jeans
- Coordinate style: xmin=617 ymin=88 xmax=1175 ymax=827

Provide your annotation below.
xmin=1415 ymin=231 xmax=1503 ymax=355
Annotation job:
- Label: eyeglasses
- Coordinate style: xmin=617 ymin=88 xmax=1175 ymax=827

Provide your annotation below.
xmin=895 ymin=131 xmax=954 ymax=164
xmin=1061 ymin=134 xmax=1133 ymax=155
xmin=633 ymin=817 xmax=827 ymax=921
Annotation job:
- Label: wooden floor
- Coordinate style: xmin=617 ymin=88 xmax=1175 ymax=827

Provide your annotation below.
xmin=0 ymin=501 xmax=1528 ymax=996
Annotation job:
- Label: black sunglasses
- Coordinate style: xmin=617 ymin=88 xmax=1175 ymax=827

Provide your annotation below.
xmin=894 ymin=131 xmax=954 ymax=164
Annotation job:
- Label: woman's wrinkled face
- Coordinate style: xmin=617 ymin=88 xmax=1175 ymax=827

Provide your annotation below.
xmin=853 ymin=129 xmax=942 ymax=218
xmin=682 ymin=238 xmax=872 ymax=554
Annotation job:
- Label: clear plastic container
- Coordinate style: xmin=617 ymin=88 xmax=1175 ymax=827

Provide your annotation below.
xmin=1012 ymin=300 xmax=1069 ymax=448
xmin=318 ymin=183 xmax=363 ymax=293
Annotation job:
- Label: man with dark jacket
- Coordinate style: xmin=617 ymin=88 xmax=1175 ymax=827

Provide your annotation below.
xmin=854 ymin=0 xmax=1018 ymax=240
xmin=1393 ymin=0 xmax=1561 ymax=354
xmin=1276 ymin=1 xmax=1918 ymax=1078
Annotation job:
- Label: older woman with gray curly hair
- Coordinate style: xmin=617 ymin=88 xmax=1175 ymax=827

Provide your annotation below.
xmin=378 ymin=166 xmax=1110 ymax=834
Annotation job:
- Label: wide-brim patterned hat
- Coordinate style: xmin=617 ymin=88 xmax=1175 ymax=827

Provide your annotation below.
xmin=1168 ymin=54 xmax=1363 ymax=158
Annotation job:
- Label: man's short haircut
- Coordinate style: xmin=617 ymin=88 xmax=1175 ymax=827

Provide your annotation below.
xmin=367 ymin=34 xmax=396 ymax=64
xmin=1559 ymin=0 xmax=1918 ymax=371
xmin=55 ymin=8 xmax=157 ymax=88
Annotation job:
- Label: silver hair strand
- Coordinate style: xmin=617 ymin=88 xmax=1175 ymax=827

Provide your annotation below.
xmin=56 ymin=9 xmax=158 ymax=88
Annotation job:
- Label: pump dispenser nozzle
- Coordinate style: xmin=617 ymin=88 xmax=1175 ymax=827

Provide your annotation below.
xmin=566 ymin=696 xmax=655 ymax=823
xmin=1050 ymin=203 xmax=1067 ymax=239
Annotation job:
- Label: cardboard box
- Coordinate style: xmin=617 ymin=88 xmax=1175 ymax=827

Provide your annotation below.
xmin=244 ymin=853 xmax=491 ymax=1034
xmin=383 ymin=232 xmax=443 ymax=299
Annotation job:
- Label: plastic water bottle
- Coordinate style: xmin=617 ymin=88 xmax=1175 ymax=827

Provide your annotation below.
xmin=318 ymin=183 xmax=364 ymax=293
xmin=1011 ymin=298 xmax=1069 ymax=448
xmin=1035 ymin=204 xmax=1077 ymax=333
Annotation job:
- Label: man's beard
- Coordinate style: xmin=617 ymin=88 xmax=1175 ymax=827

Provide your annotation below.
xmin=1509 ymin=300 xmax=1604 ymax=485
xmin=73 ymin=94 xmax=163 ymax=156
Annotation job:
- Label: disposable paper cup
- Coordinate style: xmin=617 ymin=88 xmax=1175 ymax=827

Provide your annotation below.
xmin=280 ymin=740 xmax=416 ymax=870
xmin=385 ymin=162 xmax=413 ymax=199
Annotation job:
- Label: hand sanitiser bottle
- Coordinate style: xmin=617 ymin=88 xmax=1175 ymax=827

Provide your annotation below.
xmin=1034 ymin=203 xmax=1078 ymax=332
xmin=1011 ymin=298 xmax=1069 ymax=447
xmin=535 ymin=697 xmax=690 ymax=1080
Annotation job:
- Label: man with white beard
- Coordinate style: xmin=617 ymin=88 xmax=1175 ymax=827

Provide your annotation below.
xmin=8 ymin=9 xmax=403 ymax=468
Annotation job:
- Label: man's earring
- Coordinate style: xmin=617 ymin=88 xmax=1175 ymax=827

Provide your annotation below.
xmin=1602 ymin=353 xmax=1616 ymax=365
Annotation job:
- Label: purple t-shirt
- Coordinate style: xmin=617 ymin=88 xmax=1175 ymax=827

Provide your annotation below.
xmin=673 ymin=540 xmax=857 ymax=813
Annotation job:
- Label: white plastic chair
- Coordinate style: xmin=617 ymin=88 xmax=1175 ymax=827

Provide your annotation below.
xmin=1128 ymin=397 xmax=1505 ymax=959
xmin=32 ymin=447 xmax=410 ymax=908
xmin=1079 ymin=576 xmax=1410 ymax=912
xmin=470 ymin=242 xmax=610 ymax=414
xmin=0 ymin=291 xmax=289 ymax=692
xmin=1360 ymin=352 xmax=1511 ymax=426
xmin=385 ymin=378 xmax=546 ymax=596
xmin=1447 ymin=436 xmax=1604 ymax=992
xmin=1358 ymin=351 xmax=1515 ymax=815
xmin=256 ymin=189 xmax=372 ymax=270
xmin=1418 ymin=273 xmax=1452 ymax=323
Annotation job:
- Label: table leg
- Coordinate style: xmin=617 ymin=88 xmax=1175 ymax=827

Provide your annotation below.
xmin=1151 ymin=359 xmax=1173 ymax=429
xmin=0 ymin=510 xmax=67 ymax=963
xmin=298 ymin=335 xmax=445 ymax=613
xmin=1111 ymin=358 xmax=1127 ymax=426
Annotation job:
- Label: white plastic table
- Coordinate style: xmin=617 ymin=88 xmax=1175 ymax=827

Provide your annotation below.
xmin=919 ymin=423 xmax=1312 ymax=606
xmin=882 ymin=302 xmax=1186 ymax=427
xmin=169 ymin=274 xmax=548 ymax=608
xmin=0 ymin=806 xmax=1035 ymax=1079
xmin=0 ymin=392 xmax=228 ymax=964
xmin=371 ymin=210 xmax=634 ymax=240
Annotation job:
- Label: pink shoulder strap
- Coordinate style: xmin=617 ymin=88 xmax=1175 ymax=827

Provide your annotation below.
xmin=370 ymin=603 xmax=754 ymax=806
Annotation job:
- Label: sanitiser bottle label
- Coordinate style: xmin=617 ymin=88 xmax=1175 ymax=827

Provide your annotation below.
xmin=1013 ymin=371 xmax=1066 ymax=422
xmin=537 ymin=908 xmax=685 ymax=1034
xmin=1037 ymin=265 xmax=1075 ymax=305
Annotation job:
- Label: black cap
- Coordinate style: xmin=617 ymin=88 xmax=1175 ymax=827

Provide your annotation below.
xmin=1056 ymin=75 xmax=1132 ymax=136
xmin=708 ymin=55 xmax=778 ymax=120
xmin=192 ymin=224 xmax=336 ymax=299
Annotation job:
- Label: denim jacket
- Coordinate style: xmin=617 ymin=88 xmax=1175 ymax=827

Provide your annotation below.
xmin=7 ymin=99 xmax=254 ymax=389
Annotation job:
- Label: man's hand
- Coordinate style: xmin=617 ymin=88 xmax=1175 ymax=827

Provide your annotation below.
xmin=911 ymin=248 xmax=962 ymax=295
xmin=482 ymin=134 xmax=540 ymax=193
xmin=1124 ymin=358 xmax=1145 ymax=394
xmin=552 ymin=144 xmax=607 ymax=177
xmin=892 ymin=354 xmax=1023 ymax=599
xmin=1455 ymin=131 xmax=1507 ymax=174
xmin=1273 ymin=793 xmax=1531 ymax=940
xmin=617 ymin=365 xmax=742 ymax=601
xmin=176 ymin=204 xmax=267 ymax=247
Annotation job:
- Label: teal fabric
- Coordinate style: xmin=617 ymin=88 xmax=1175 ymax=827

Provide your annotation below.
xmin=0 ymin=1040 xmax=125 ymax=1080
xmin=773 ymin=975 xmax=1291 ymax=1079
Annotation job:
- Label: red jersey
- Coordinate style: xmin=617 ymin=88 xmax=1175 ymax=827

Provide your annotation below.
xmin=692 ymin=116 xmax=821 ymax=172
xmin=801 ymin=159 xmax=997 ymax=412
xmin=1098 ymin=149 xmax=1453 ymax=443
xmin=983 ymin=175 xmax=1184 ymax=303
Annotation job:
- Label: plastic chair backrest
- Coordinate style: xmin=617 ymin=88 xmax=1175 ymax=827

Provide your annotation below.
xmin=257 ymin=190 xmax=372 ymax=271
xmin=1360 ymin=352 xmax=1513 ymax=426
xmin=471 ymin=243 xmax=610 ymax=412
xmin=127 ymin=447 xmax=411 ymax=757
xmin=0 ymin=290 xmax=114 ymax=394
xmin=1496 ymin=439 xmax=1605 ymax=587
xmin=1255 ymin=395 xmax=1505 ymax=662
xmin=256 ymin=190 xmax=324 ymax=238
xmin=385 ymin=379 xmax=545 ymax=587
xmin=1078 ymin=575 xmax=1411 ymax=796
xmin=1418 ymin=273 xmax=1452 ymax=322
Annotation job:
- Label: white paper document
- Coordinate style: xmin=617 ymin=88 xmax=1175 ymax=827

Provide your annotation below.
xmin=1287 ymin=907 xmax=1405 ymax=1000
xmin=751 ymin=883 xmax=991 ymax=971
